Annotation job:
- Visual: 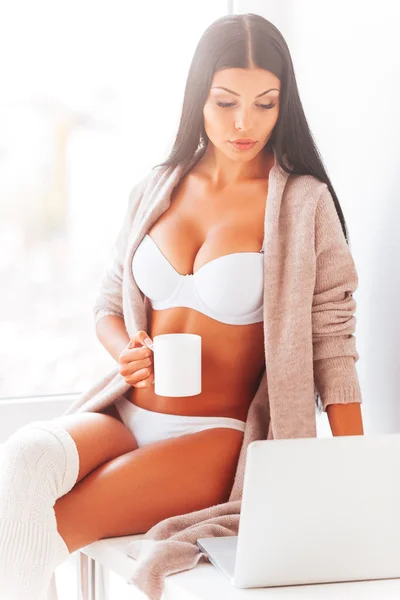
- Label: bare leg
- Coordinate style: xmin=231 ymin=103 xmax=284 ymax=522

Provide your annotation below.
xmin=54 ymin=427 xmax=244 ymax=553
xmin=0 ymin=410 xmax=136 ymax=599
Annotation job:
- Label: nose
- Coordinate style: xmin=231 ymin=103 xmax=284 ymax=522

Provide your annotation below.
xmin=234 ymin=108 xmax=253 ymax=133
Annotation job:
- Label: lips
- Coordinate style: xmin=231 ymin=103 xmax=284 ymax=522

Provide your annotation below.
xmin=230 ymin=139 xmax=257 ymax=151
xmin=233 ymin=138 xmax=256 ymax=144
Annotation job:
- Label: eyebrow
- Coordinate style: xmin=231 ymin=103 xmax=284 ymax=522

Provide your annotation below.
xmin=211 ymin=86 xmax=280 ymax=98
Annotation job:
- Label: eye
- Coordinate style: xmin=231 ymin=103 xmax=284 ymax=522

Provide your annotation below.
xmin=216 ymin=101 xmax=276 ymax=110
xmin=216 ymin=101 xmax=235 ymax=108
xmin=257 ymin=102 xmax=276 ymax=110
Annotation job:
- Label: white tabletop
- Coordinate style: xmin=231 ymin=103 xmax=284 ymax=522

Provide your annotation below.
xmin=81 ymin=535 xmax=400 ymax=600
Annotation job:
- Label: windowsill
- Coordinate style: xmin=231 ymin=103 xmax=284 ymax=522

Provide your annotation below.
xmin=0 ymin=394 xmax=79 ymax=442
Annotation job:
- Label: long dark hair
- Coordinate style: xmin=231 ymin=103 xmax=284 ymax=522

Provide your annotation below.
xmin=158 ymin=13 xmax=351 ymax=413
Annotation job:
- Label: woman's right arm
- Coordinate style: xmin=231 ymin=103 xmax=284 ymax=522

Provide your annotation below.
xmin=93 ymin=172 xmax=157 ymax=380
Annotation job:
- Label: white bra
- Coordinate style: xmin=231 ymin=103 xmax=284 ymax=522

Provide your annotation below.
xmin=132 ymin=234 xmax=264 ymax=326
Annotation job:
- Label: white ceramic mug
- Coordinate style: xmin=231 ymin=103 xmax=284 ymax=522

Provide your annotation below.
xmin=152 ymin=333 xmax=202 ymax=397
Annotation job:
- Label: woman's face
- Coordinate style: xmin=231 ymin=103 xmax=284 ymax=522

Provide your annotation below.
xmin=203 ymin=67 xmax=280 ymax=160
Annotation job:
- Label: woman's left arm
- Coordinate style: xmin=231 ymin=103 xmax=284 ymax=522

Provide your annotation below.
xmin=312 ymin=186 xmax=364 ymax=436
xmin=326 ymin=403 xmax=364 ymax=436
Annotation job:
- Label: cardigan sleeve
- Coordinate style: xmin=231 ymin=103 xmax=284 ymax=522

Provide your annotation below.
xmin=312 ymin=185 xmax=362 ymax=411
xmin=93 ymin=173 xmax=152 ymax=326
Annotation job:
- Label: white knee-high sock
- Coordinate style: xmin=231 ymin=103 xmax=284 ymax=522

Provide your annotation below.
xmin=0 ymin=420 xmax=80 ymax=600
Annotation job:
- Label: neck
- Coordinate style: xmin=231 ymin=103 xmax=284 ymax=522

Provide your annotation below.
xmin=196 ymin=143 xmax=274 ymax=188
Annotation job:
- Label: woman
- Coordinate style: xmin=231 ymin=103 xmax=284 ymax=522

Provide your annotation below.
xmin=0 ymin=13 xmax=363 ymax=600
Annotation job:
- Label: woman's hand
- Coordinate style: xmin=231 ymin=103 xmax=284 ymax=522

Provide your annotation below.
xmin=118 ymin=330 xmax=154 ymax=388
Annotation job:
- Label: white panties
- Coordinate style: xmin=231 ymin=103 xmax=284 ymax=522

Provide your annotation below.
xmin=114 ymin=395 xmax=246 ymax=447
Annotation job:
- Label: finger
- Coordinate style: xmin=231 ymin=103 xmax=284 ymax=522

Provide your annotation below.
xmin=120 ymin=357 xmax=152 ymax=375
xmin=124 ymin=367 xmax=153 ymax=386
xmin=122 ymin=346 xmax=153 ymax=362
xmin=134 ymin=371 xmax=155 ymax=388
xmin=132 ymin=330 xmax=153 ymax=350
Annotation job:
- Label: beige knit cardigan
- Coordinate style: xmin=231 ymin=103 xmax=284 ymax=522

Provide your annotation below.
xmin=62 ymin=146 xmax=362 ymax=599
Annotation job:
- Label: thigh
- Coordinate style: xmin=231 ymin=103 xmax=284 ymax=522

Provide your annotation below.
xmin=50 ymin=408 xmax=138 ymax=485
xmin=54 ymin=427 xmax=244 ymax=552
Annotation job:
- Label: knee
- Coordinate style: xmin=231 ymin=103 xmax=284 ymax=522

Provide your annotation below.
xmin=1 ymin=420 xmax=80 ymax=500
xmin=2 ymin=421 xmax=50 ymax=464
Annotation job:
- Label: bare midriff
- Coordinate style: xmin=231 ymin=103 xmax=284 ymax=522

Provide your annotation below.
xmin=125 ymin=307 xmax=266 ymax=421
xmin=124 ymin=151 xmax=273 ymax=422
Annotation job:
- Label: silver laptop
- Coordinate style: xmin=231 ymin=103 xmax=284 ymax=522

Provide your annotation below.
xmin=197 ymin=433 xmax=400 ymax=588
